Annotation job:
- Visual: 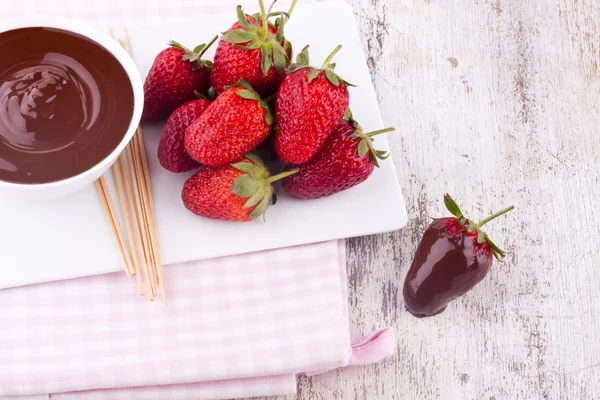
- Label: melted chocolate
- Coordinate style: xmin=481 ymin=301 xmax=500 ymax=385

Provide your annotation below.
xmin=403 ymin=219 xmax=492 ymax=318
xmin=0 ymin=27 xmax=134 ymax=184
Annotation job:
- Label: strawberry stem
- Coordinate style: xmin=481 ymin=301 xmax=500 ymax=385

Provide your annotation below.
xmin=267 ymin=0 xmax=277 ymax=16
xmin=259 ymin=0 xmax=269 ymax=39
xmin=478 ymin=205 xmax=515 ymax=227
xmin=365 ymin=127 xmax=395 ymax=137
xmin=287 ymin=0 xmax=298 ymax=19
xmin=321 ymin=45 xmax=342 ymax=69
xmin=266 ymin=168 xmax=299 ymax=183
xmin=199 ymin=35 xmax=219 ymax=57
xmin=263 ymin=92 xmax=277 ymax=103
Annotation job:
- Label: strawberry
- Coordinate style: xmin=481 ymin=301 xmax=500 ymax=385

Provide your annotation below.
xmin=142 ymin=37 xmax=217 ymax=121
xmin=210 ymin=0 xmax=294 ymax=96
xmin=157 ymin=96 xmax=211 ymax=173
xmin=403 ymin=195 xmax=514 ymax=318
xmin=181 ymin=153 xmax=298 ymax=222
xmin=274 ymin=45 xmax=351 ymax=164
xmin=184 ymin=80 xmax=273 ymax=166
xmin=282 ymin=119 xmax=394 ymax=199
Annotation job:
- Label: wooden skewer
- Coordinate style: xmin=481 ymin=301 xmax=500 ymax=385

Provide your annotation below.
xmin=129 ymin=136 xmax=157 ymax=298
xmin=135 ymin=128 xmax=166 ymax=297
xmin=95 ymin=178 xmax=131 ymax=281
xmin=118 ymin=154 xmax=147 ymax=296
xmin=123 ymin=135 xmax=155 ymax=299
xmin=121 ymin=29 xmax=167 ymax=304
xmin=95 ymin=24 xmax=166 ymax=302
xmin=112 ymin=160 xmax=143 ymax=295
xmin=112 ymin=161 xmax=136 ymax=277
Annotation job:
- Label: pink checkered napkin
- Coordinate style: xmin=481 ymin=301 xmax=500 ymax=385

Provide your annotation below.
xmin=0 ymin=241 xmax=350 ymax=398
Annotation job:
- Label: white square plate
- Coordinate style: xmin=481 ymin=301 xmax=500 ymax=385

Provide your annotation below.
xmin=0 ymin=0 xmax=407 ymax=289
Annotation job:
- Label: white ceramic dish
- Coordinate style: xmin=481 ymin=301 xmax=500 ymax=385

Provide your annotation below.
xmin=0 ymin=17 xmax=144 ymax=199
xmin=0 ymin=0 xmax=407 ymax=289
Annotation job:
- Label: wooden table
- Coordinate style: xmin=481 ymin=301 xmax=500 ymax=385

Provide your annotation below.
xmin=254 ymin=0 xmax=600 ymax=398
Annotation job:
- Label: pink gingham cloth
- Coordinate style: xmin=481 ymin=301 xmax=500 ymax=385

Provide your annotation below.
xmin=1 ymin=239 xmax=394 ymax=399
xmin=0 ymin=1 xmax=396 ymax=398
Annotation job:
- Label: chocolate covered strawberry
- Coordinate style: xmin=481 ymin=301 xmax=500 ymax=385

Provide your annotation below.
xmin=182 ymin=153 xmax=298 ymax=222
xmin=157 ymin=96 xmax=211 ymax=173
xmin=274 ymin=45 xmax=351 ymax=164
xmin=184 ymin=80 xmax=272 ymax=166
xmin=210 ymin=0 xmax=294 ymax=96
xmin=142 ymin=37 xmax=217 ymax=121
xmin=282 ymin=119 xmax=394 ymax=199
xmin=403 ymin=195 xmax=515 ymax=318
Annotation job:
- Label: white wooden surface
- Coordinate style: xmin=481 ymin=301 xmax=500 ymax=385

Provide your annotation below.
xmin=251 ymin=0 xmax=600 ymax=398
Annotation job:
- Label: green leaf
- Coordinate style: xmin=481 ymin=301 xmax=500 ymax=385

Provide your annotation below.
xmin=194 ymin=90 xmax=207 ymax=100
xmin=287 ymin=64 xmax=306 ymax=74
xmin=284 ymin=40 xmax=293 ymax=58
xmin=222 ymin=30 xmax=255 ymax=44
xmin=273 ymin=46 xmax=288 ymax=74
xmin=231 ymin=175 xmax=260 ymax=198
xmin=251 ymin=13 xmax=261 ymax=26
xmin=261 ymin=46 xmax=272 ymax=76
xmin=343 ymin=108 xmax=353 ymax=120
xmin=486 ymin=237 xmax=506 ymax=261
xmin=264 ymin=107 xmax=274 ymax=125
xmin=328 ymin=62 xmax=336 ymax=70
xmin=235 ymin=42 xmax=261 ymax=50
xmin=236 ymin=6 xmax=251 ymax=30
xmin=443 ymin=194 xmax=463 ymax=219
xmin=371 ymin=154 xmax=380 ymax=168
xmin=244 ymin=152 xmax=265 ymax=169
xmin=192 ymin=59 xmax=211 ymax=72
xmin=307 ymin=68 xmax=320 ymax=83
xmin=168 ymin=40 xmax=187 ymax=51
xmin=341 ymin=78 xmax=357 ymax=87
xmin=357 ymin=140 xmax=369 ymax=157
xmin=231 ymin=162 xmax=259 ymax=175
xmin=467 ymin=220 xmax=477 ymax=232
xmin=193 ymin=44 xmax=206 ymax=53
xmin=376 ymin=150 xmax=390 ymax=159
xmin=244 ymin=190 xmax=264 ymax=208
xmin=249 ymin=194 xmax=271 ymax=220
xmin=477 ymin=230 xmax=486 ymax=244
xmin=233 ymin=79 xmax=253 ymax=91
xmin=324 ymin=70 xmax=340 ymax=86
xmin=237 ymin=89 xmax=260 ymax=101
xmin=296 ymin=45 xmax=310 ymax=66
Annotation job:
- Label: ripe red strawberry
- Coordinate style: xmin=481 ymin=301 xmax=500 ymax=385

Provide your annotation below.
xmin=275 ymin=45 xmax=351 ymax=164
xmin=282 ymin=119 xmax=394 ymax=199
xmin=184 ymin=80 xmax=273 ymax=166
xmin=182 ymin=153 xmax=298 ymax=222
xmin=210 ymin=0 xmax=294 ymax=96
xmin=142 ymin=37 xmax=217 ymax=121
xmin=157 ymin=96 xmax=211 ymax=173
xmin=403 ymin=195 xmax=514 ymax=318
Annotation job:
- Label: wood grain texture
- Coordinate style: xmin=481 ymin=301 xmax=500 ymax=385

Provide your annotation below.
xmin=249 ymin=0 xmax=600 ymax=398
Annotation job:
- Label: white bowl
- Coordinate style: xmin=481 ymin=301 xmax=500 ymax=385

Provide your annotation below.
xmin=0 ymin=17 xmax=144 ymax=200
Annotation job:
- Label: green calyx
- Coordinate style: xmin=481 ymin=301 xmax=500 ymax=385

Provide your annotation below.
xmin=231 ymin=152 xmax=299 ymax=221
xmin=347 ymin=117 xmax=393 ymax=167
xmin=443 ymin=194 xmax=515 ymax=261
xmin=221 ymin=0 xmax=296 ymax=76
xmin=288 ymin=45 xmax=355 ymax=87
xmin=229 ymin=79 xmax=274 ymax=125
xmin=169 ymin=35 xmax=218 ymax=71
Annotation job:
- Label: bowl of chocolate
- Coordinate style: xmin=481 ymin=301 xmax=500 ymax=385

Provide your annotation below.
xmin=0 ymin=18 xmax=143 ymax=199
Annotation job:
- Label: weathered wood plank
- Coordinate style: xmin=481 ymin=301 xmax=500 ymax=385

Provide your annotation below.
xmin=252 ymin=0 xmax=600 ymax=398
